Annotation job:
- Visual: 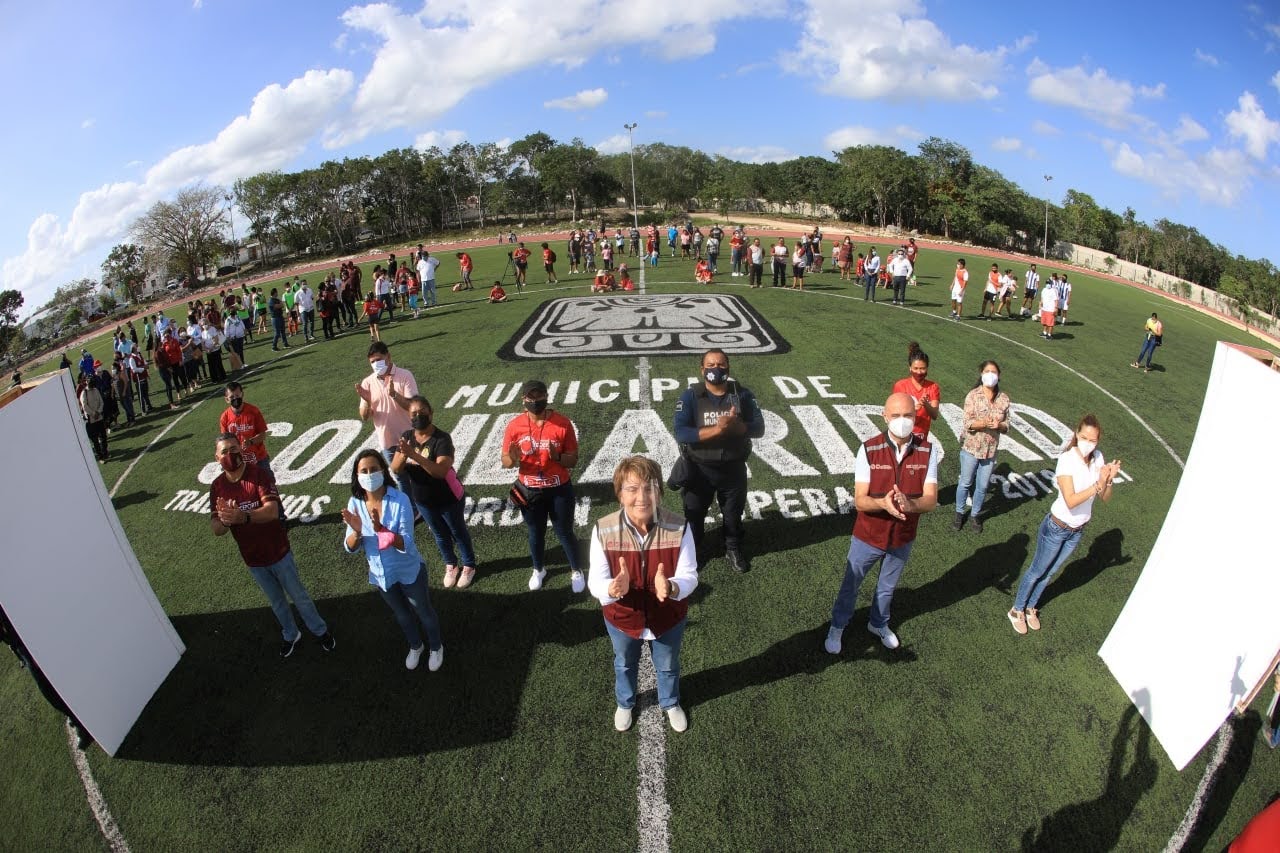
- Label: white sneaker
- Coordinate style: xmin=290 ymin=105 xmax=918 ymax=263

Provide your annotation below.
xmin=614 ymin=706 xmax=633 ymax=731
xmin=867 ymin=623 xmax=900 ymax=650
xmin=428 ymin=646 xmax=444 ymax=672
xmin=824 ymin=625 xmax=844 ymax=655
xmin=666 ymin=705 xmax=688 ymax=732
xmin=570 ymin=570 xmax=586 ymax=594
xmin=405 ymin=646 xmax=424 ymax=670
xmin=528 ymin=568 xmax=547 ymax=591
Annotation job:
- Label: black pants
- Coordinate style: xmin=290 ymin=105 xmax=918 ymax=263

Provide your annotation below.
xmin=750 ymin=263 xmax=763 ymax=286
xmin=772 ymin=260 xmax=787 ymax=287
xmin=136 ymin=378 xmax=152 ymax=413
xmin=681 ymin=460 xmax=749 ymax=557
xmin=86 ymin=419 xmax=108 ymax=460
xmin=893 ymin=276 xmax=907 ymax=303
xmin=207 ymin=350 xmax=226 ymax=382
xmin=322 ymin=314 xmax=335 ymax=338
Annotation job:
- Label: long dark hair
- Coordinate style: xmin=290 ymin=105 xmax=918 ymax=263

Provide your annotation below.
xmin=907 ymin=341 xmax=929 ymax=368
xmin=350 ymin=449 xmax=392 ymax=499
xmin=1063 ymin=413 xmax=1102 ymax=456
xmin=973 ymin=359 xmax=1002 ymax=397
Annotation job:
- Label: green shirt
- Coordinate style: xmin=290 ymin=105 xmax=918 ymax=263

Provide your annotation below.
xmin=284 ymin=291 xmax=296 ymax=310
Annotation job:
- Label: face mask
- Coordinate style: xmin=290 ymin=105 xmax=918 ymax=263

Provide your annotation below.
xmin=229 ymin=397 xmax=243 ymax=410
xmin=980 ymin=372 xmax=999 ymax=388
xmin=524 ymin=399 xmax=548 ymax=415
xmin=371 ymin=359 xmax=389 ymax=377
xmin=1077 ymin=439 xmax=1097 ymax=458
xmin=704 ymin=367 xmax=729 ymax=385
xmin=220 ymin=452 xmax=243 ymax=472
xmin=358 ymin=471 xmax=384 ymax=492
xmin=888 ymin=416 xmax=915 ymax=439
xmin=411 ymin=413 xmax=431 ymax=430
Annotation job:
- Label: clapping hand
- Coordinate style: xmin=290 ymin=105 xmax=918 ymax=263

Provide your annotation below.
xmin=608 ymin=557 xmax=632 ymax=598
xmin=354 ymin=381 xmax=371 ymax=402
xmin=653 ymin=564 xmax=671 ymax=602
xmin=216 ymin=498 xmax=244 ymax=526
xmin=397 ymin=437 xmax=418 ymax=462
xmin=881 ymin=485 xmax=908 ymax=520
xmin=339 ymin=507 xmax=363 ymax=535
xmin=369 ymin=506 xmax=383 ymax=531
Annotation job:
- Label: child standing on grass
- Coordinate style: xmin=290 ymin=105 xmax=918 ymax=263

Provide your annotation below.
xmin=363 ymin=293 xmax=383 ymax=341
xmin=542 ymin=242 xmax=558 ymax=284
xmin=1039 ymin=280 xmax=1059 ymax=340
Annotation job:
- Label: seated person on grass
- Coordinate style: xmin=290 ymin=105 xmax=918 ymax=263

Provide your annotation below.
xmin=591 ymin=270 xmax=617 ymax=293
xmin=695 ymin=259 xmax=713 ymax=284
xmin=488 ymin=282 xmax=508 ymax=303
xmin=619 ymin=265 xmax=635 ymax=291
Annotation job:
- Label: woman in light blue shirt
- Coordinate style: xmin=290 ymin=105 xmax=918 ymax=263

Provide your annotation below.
xmin=340 ymin=449 xmax=444 ymax=671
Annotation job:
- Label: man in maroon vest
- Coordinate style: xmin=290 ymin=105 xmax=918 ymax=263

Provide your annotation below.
xmin=825 ymin=392 xmax=940 ymax=652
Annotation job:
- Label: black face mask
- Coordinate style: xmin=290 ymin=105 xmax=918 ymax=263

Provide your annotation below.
xmin=411 ymin=413 xmax=431 ymax=430
xmin=524 ymin=399 xmax=548 ymax=415
xmin=229 ymin=397 xmax=243 ymax=409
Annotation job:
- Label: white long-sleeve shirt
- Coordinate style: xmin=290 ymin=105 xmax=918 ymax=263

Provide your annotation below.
xmin=588 ymin=514 xmax=698 ymax=640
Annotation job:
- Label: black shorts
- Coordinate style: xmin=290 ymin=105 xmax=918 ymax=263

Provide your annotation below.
xmin=983 ymin=292 xmax=997 ymax=303
xmin=1025 ymin=288 xmax=1037 ymax=299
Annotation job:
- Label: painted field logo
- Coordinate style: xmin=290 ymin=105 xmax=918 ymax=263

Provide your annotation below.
xmin=500 ymin=294 xmax=790 ymax=360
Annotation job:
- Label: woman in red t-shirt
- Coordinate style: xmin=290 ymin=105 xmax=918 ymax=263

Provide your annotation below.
xmin=890 ymin=341 xmax=941 ymax=441
xmin=501 ymin=379 xmax=583 ymax=593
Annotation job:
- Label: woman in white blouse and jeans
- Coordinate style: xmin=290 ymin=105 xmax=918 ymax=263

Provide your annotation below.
xmin=1008 ymin=413 xmax=1122 ymax=634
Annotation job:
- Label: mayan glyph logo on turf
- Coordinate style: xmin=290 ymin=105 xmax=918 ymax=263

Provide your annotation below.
xmin=500 ymin=295 xmax=790 ymax=360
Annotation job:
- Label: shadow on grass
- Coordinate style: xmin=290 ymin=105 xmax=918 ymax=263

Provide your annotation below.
xmin=111 ymin=490 xmax=158 ymax=511
xmin=117 ymin=587 xmax=599 ymax=766
xmin=1021 ymin=694 xmax=1157 ymax=851
xmin=1037 ymin=529 xmax=1129 ymax=610
xmin=1181 ymin=712 xmax=1264 ymax=852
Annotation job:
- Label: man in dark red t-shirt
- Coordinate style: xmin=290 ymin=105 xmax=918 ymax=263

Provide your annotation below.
xmin=210 ymin=433 xmax=334 ymax=658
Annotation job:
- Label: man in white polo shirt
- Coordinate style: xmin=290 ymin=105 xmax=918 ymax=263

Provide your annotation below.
xmin=295 ymin=280 xmax=316 ymax=342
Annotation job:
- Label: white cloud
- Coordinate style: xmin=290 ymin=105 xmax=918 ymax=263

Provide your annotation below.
xmin=1171 ymin=115 xmax=1209 ymax=144
xmin=1026 ymin=59 xmax=1162 ymax=127
xmin=80 ymin=118 xmax=94 ymax=130
xmin=781 ymin=0 xmax=1008 ymax=101
xmin=413 ymin=129 xmax=467 ymax=151
xmin=1 ymin=68 xmax=353 ymax=307
xmin=644 ymin=110 xmax=667 ymax=119
xmin=716 ymin=145 xmax=798 ymax=164
xmin=329 ymin=0 xmax=778 ymax=148
xmin=1194 ymin=48 xmax=1220 ymax=67
xmin=332 ymin=32 xmax=348 ymax=51
xmin=1109 ymin=141 xmax=1255 ymax=206
xmin=124 ymin=160 xmax=142 ymax=169
xmin=594 ymin=133 xmax=631 ymax=155
xmin=824 ymin=124 xmax=924 ymax=151
xmin=543 ymin=88 xmax=608 ymax=111
xmin=1031 ymin=119 xmax=1061 ymax=136
xmin=192 ymin=0 xmax=202 ymax=8
xmin=1225 ymin=91 xmax=1280 ymax=159
xmin=1273 ymin=71 xmax=1280 ymax=94
xmin=992 ymin=137 xmax=1022 ymax=152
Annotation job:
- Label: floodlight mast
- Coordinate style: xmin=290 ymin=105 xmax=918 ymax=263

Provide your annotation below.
xmin=624 ymin=123 xmax=639 ymax=232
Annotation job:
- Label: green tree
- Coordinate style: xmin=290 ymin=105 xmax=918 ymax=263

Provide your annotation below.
xmin=917 ymin=137 xmax=973 ymax=239
xmin=100 ymin=243 xmax=149 ymax=302
xmin=0 ymin=289 xmax=23 ymax=329
xmin=132 ymin=185 xmax=229 ymax=282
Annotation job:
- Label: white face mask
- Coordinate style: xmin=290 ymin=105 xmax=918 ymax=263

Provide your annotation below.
xmin=358 ymin=471 xmax=384 ymax=492
xmin=888 ymin=416 xmax=915 ymax=439
xmin=981 ymin=372 xmax=999 ymax=388
xmin=1077 ymin=439 xmax=1097 ymax=458
xmin=371 ymin=359 xmax=389 ymax=377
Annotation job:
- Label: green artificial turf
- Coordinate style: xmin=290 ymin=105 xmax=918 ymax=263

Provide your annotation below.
xmin=3 ymin=236 xmax=1277 ymax=851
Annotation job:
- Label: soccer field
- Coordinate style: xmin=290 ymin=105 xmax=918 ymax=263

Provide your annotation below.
xmin=4 ymin=235 xmax=1277 ymax=851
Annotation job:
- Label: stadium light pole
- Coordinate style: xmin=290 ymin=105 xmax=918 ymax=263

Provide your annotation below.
xmin=1042 ymin=175 xmax=1053 ymax=259
xmin=224 ymin=193 xmax=238 ymax=271
xmin=624 ymin=122 xmax=639 ymax=231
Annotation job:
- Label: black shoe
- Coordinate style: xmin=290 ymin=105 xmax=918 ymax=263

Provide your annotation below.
xmin=726 ymin=550 xmax=748 ymax=574
xmin=280 ymin=634 xmax=301 ymax=658
xmin=952 ymin=513 xmax=965 ymax=531
xmin=969 ymin=516 xmax=984 ymax=533
xmin=319 ymin=631 xmax=336 ymax=652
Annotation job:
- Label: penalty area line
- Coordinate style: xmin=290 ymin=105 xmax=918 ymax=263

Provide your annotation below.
xmin=66 ymin=721 xmax=130 ymax=853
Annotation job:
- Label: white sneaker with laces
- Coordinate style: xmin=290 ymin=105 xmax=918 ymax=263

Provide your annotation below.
xmin=528 ymin=568 xmax=547 ymax=591
xmin=570 ymin=570 xmax=586 ymax=594
xmin=824 ymin=625 xmax=844 ymax=655
xmin=428 ymin=646 xmax=444 ymax=672
xmin=614 ymin=706 xmax=633 ymax=731
xmin=666 ymin=705 xmax=688 ymax=732
xmin=867 ymin=623 xmax=900 ymax=650
xmin=405 ymin=646 xmax=424 ymax=670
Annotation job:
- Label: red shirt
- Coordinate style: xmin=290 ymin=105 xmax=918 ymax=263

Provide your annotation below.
xmin=513 ymin=247 xmax=530 ymax=264
xmin=891 ymin=377 xmax=940 ymax=439
xmin=363 ymin=295 xmax=381 ymax=319
xmin=210 ymin=465 xmax=289 ymax=568
xmin=458 ymin=253 xmax=472 ymax=272
xmin=490 ymin=285 xmax=506 ymax=300
xmin=503 ymin=410 xmax=578 ymax=488
xmin=542 ymin=248 xmax=554 ymax=265
xmin=219 ymin=403 xmax=270 ymax=464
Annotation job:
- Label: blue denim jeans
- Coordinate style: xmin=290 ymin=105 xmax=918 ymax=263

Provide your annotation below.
xmin=605 ymin=618 xmax=686 ymax=710
xmin=378 ymin=569 xmax=442 ymax=651
xmin=423 ymin=280 xmax=438 ymax=307
xmin=248 ymin=551 xmax=328 ymax=641
xmin=302 ymin=309 xmax=315 ymax=339
xmin=830 ymin=536 xmax=914 ymax=630
xmin=518 ymin=482 xmax=582 ymax=572
xmin=271 ymin=319 xmax=288 ymax=349
xmin=955 ymin=449 xmax=996 ymax=517
xmin=1137 ymin=337 xmax=1158 ymax=367
xmin=415 ymin=498 xmax=476 ymax=567
xmin=864 ymin=273 xmax=878 ymax=301
xmin=1013 ymin=514 xmax=1084 ymax=611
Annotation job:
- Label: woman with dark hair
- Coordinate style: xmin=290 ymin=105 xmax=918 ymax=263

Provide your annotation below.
xmin=392 ymin=396 xmax=479 ymax=589
xmin=1008 ymin=414 xmax=1123 ymax=634
xmin=339 ymin=449 xmax=444 ymax=671
xmin=954 ymin=360 xmax=1011 ymax=533
xmin=891 ymin=342 xmax=941 ymax=442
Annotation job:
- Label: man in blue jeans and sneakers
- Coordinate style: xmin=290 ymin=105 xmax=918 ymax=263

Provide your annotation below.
xmin=825 ymin=392 xmax=940 ymax=653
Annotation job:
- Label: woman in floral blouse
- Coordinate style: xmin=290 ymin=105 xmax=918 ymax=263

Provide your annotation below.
xmin=953 ymin=359 xmax=1011 ymax=533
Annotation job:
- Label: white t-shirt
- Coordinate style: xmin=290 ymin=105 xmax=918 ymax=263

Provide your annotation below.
xmin=374 ymin=274 xmax=389 ymax=296
xmin=887 ymin=256 xmax=912 ymax=277
xmin=772 ymin=244 xmax=788 ymax=261
xmin=749 ymin=244 xmax=764 ymax=264
xmin=1040 ymin=287 xmax=1060 ymax=313
xmin=1049 ymin=447 xmax=1105 ymax=526
xmin=420 ymin=256 xmax=440 ymax=282
xmin=295 ymin=287 xmax=315 ymax=311
xmin=951 ymin=268 xmax=969 ymax=298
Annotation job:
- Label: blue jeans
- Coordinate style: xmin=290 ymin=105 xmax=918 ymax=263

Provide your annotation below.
xmin=864 ymin=273 xmax=878 ymax=301
xmin=302 ymin=309 xmax=315 ymax=339
xmin=605 ymin=618 xmax=686 ymax=710
xmin=1137 ymin=337 xmax=1158 ymax=367
xmin=423 ymin=280 xmax=437 ymax=307
xmin=248 ymin=551 xmax=328 ymax=641
xmin=271 ymin=319 xmax=288 ymax=349
xmin=956 ymin=449 xmax=996 ymax=517
xmin=378 ymin=569 xmax=442 ymax=651
xmin=1012 ymin=514 xmax=1084 ymax=611
xmin=517 ymin=482 xmax=581 ymax=572
xmin=830 ymin=536 xmax=914 ymax=630
xmin=415 ymin=498 xmax=477 ymax=567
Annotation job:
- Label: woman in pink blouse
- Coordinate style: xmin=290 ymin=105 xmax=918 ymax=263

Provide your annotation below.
xmin=953 ymin=360 xmax=1010 ymax=533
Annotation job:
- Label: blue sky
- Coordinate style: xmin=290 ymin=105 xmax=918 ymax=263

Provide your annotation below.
xmin=4 ymin=0 xmax=1280 ymax=315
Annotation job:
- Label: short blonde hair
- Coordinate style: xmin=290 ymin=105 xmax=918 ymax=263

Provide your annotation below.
xmin=612 ymin=455 xmax=662 ymax=497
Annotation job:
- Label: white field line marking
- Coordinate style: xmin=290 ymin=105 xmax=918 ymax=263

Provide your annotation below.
xmin=633 ymin=253 xmax=671 ymax=853
xmin=1163 ymin=722 xmax=1233 ymax=853
xmin=66 ymin=721 xmax=131 ymax=853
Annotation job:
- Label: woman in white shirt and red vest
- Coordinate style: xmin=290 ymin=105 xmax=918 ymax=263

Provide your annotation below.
xmin=588 ymin=457 xmax=699 ymax=734
xmin=1008 ymin=413 xmax=1123 ymax=634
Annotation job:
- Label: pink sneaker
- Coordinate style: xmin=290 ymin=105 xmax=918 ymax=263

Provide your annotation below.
xmin=442 ymin=565 xmax=459 ymax=588
xmin=457 ymin=566 xmax=476 ymax=589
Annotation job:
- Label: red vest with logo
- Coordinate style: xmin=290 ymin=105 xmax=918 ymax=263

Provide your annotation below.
xmin=852 ymin=433 xmax=932 ymax=550
xmin=595 ymin=508 xmax=688 ymax=639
